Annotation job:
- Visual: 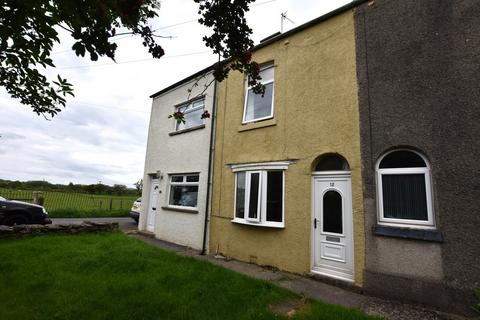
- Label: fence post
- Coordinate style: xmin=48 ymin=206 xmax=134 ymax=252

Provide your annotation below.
xmin=120 ymin=199 xmax=123 ymax=209
xmin=109 ymin=198 xmax=113 ymax=211
xmin=32 ymin=191 xmax=45 ymax=206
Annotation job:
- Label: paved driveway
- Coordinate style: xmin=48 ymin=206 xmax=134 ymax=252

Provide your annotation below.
xmin=51 ymin=217 xmax=138 ymax=232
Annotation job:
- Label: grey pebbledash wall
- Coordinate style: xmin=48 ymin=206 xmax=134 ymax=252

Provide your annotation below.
xmin=354 ymin=0 xmax=480 ymax=315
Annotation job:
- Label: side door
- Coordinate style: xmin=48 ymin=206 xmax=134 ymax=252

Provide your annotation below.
xmin=147 ymin=179 xmax=159 ymax=232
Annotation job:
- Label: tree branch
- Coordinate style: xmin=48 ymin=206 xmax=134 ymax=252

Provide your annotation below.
xmin=58 ymin=24 xmax=73 ymax=33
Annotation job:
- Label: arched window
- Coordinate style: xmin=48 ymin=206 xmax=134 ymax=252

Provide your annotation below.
xmin=376 ymin=149 xmax=434 ymax=228
xmin=314 ymin=154 xmax=350 ymax=171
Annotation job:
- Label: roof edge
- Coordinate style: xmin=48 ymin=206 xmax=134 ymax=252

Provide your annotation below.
xmin=253 ymin=0 xmax=368 ymax=51
xmin=149 ymin=0 xmax=368 ymax=99
xmin=149 ymin=63 xmax=215 ymax=99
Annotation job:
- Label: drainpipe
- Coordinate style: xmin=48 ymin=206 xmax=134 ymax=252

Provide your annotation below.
xmin=201 ymin=71 xmax=218 ymax=255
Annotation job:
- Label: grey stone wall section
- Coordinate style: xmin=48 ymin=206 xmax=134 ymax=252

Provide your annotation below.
xmin=354 ymin=0 xmax=480 ymax=314
xmin=0 ymin=221 xmax=119 ymax=238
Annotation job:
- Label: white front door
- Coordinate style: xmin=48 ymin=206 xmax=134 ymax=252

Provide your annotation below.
xmin=312 ymin=174 xmax=354 ymax=282
xmin=147 ymin=179 xmax=159 ymax=232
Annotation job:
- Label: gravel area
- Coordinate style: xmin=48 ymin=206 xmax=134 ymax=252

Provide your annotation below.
xmin=362 ymin=298 xmax=469 ymax=320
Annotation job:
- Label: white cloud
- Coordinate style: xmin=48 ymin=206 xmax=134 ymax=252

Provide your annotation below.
xmin=0 ymin=0 xmax=350 ymax=187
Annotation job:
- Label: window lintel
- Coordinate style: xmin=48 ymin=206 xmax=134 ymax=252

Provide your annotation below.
xmin=230 ymin=161 xmax=295 ymax=172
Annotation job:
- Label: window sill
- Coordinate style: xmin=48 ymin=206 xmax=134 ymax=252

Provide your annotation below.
xmin=373 ymin=225 xmax=443 ymax=242
xmin=238 ymin=118 xmax=276 ymax=132
xmin=161 ymin=206 xmax=198 ymax=214
xmin=232 ymin=218 xmax=284 ymax=228
xmin=169 ymin=124 xmax=205 ymax=136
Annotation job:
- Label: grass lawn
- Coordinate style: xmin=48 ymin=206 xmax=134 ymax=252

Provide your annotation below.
xmin=0 ymin=233 xmax=380 ymax=320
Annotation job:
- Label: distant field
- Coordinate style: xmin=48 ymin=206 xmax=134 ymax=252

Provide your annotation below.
xmin=0 ymin=188 xmax=138 ymax=217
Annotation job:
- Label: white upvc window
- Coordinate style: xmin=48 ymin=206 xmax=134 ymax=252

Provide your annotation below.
xmin=175 ymin=98 xmax=205 ymax=131
xmin=167 ymin=174 xmax=200 ymax=209
xmin=232 ymin=162 xmax=290 ymax=228
xmin=242 ymin=64 xmax=275 ymax=124
xmin=376 ymin=149 xmax=435 ymax=229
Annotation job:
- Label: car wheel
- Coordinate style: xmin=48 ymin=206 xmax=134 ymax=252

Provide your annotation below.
xmin=4 ymin=214 xmax=29 ymax=226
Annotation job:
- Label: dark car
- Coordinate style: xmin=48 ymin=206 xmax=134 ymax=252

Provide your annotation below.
xmin=0 ymin=196 xmax=52 ymax=226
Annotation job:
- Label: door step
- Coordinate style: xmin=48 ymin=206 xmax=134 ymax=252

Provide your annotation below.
xmin=137 ymin=230 xmax=155 ymax=238
xmin=307 ymin=271 xmax=361 ymax=292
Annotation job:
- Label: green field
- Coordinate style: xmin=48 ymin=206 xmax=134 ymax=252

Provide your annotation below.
xmin=0 ymin=233 xmax=381 ymax=320
xmin=0 ymin=188 xmax=138 ymax=217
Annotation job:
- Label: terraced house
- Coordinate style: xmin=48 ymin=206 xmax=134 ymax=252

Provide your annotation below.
xmin=141 ymin=0 xmax=480 ymax=316
xmin=209 ymin=6 xmax=366 ymax=286
xmin=139 ymin=67 xmax=215 ymax=251
xmin=353 ymin=0 xmax=480 ymax=315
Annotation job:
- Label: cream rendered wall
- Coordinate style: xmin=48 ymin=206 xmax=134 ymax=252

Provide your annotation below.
xmin=139 ymin=72 xmax=214 ymax=251
xmin=209 ymin=10 xmax=365 ymax=285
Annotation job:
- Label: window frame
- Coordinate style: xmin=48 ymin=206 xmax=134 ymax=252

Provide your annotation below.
xmin=232 ymin=162 xmax=290 ymax=228
xmin=245 ymin=171 xmax=262 ymax=222
xmin=376 ymin=150 xmax=435 ymax=229
xmin=174 ymin=98 xmax=205 ymax=131
xmin=166 ymin=173 xmax=200 ymax=211
xmin=242 ymin=63 xmax=275 ymax=124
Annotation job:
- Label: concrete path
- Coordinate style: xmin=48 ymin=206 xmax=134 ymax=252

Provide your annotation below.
xmin=51 ymin=217 xmax=137 ymax=232
xmin=131 ymin=234 xmax=469 ymax=320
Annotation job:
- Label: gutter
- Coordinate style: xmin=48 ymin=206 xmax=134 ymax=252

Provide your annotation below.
xmin=201 ymin=76 xmax=218 ymax=255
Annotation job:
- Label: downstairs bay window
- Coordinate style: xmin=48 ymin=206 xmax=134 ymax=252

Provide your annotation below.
xmin=232 ymin=162 xmax=289 ymax=228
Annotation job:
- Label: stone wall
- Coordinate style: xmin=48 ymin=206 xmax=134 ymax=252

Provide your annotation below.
xmin=0 ymin=221 xmax=118 ymax=238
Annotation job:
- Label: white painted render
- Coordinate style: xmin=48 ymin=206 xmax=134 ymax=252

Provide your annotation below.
xmin=139 ymin=71 xmax=215 ymax=251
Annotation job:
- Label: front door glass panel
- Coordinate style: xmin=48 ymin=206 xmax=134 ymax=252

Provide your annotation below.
xmin=322 ymin=190 xmax=343 ymax=234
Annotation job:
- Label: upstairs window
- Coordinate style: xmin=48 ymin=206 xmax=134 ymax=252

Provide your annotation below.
xmin=242 ymin=64 xmax=274 ymax=124
xmin=175 ymin=98 xmax=205 ymax=131
xmin=376 ymin=150 xmax=434 ymax=228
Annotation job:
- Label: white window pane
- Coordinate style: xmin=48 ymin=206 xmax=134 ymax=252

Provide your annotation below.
xmin=192 ymin=100 xmax=204 ymax=108
xmin=177 ymin=105 xmax=188 ymax=113
xmin=266 ymin=171 xmax=283 ymax=222
xmin=248 ymin=172 xmax=260 ymax=220
xmin=169 ymin=185 xmax=198 ymax=207
xmin=235 ymin=172 xmax=245 ymax=219
xmin=186 ymin=175 xmax=199 ymax=182
xmin=177 ymin=108 xmax=204 ymax=131
xmin=171 ymin=176 xmax=183 ymax=183
xmin=244 ymin=82 xmax=273 ymax=122
xmin=260 ymin=66 xmax=274 ymax=83
xmin=379 ymin=150 xmax=426 ymax=168
xmin=382 ymin=174 xmax=428 ymax=221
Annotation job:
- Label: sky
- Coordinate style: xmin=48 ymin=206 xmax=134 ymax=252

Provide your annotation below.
xmin=0 ymin=0 xmax=351 ymax=187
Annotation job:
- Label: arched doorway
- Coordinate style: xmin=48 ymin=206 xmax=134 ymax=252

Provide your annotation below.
xmin=311 ymin=154 xmax=354 ymax=282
